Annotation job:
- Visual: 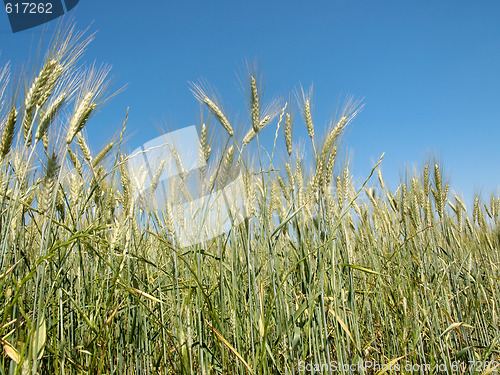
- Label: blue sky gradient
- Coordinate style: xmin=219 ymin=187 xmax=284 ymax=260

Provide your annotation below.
xmin=1 ymin=0 xmax=499 ymax=206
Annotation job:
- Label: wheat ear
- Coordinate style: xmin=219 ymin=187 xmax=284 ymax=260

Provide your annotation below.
xmin=200 ymin=123 xmax=211 ymax=162
xmin=314 ymin=116 xmax=347 ymax=188
xmin=149 ymin=159 xmax=167 ymax=196
xmin=92 ymin=142 xmax=114 ymax=167
xmin=37 ymin=63 xmax=64 ymax=108
xmin=325 ymin=145 xmax=337 ymax=187
xmin=76 ymin=133 xmax=92 ymax=163
xmin=218 ymin=145 xmax=234 ymax=186
xmin=170 ymin=145 xmax=186 ymax=180
xmin=242 ymin=129 xmax=257 ymax=146
xmin=23 ymin=59 xmax=59 ymax=146
xmin=191 ymin=84 xmax=233 ymax=137
xmin=35 ymin=93 xmax=66 ymax=143
xmin=251 ymin=76 xmax=260 ymax=133
xmin=0 ymin=106 xmax=17 ymax=158
xmin=300 ymin=85 xmax=314 ymax=140
xmin=67 ymin=146 xmax=82 ymax=177
xmin=41 ymin=152 xmax=59 ymax=215
xmin=66 ymin=91 xmax=95 ymax=144
xmin=119 ymin=154 xmax=132 ymax=216
xmin=284 ymin=112 xmax=293 ymax=157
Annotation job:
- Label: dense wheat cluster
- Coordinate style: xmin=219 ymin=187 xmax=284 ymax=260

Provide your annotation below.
xmin=1 ymin=28 xmax=499 ymax=374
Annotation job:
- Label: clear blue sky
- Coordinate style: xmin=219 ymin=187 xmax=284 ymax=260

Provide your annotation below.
xmin=1 ymin=0 xmax=499 ymax=205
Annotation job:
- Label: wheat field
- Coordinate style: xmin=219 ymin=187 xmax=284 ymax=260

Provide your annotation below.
xmin=0 ymin=27 xmax=499 ymax=375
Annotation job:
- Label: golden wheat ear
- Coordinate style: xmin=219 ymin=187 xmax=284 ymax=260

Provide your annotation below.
xmin=250 ymin=76 xmax=260 ymax=133
xmin=35 ymin=93 xmax=66 ymax=144
xmin=284 ymin=112 xmax=293 ymax=157
xmin=299 ymin=84 xmax=314 ymax=140
xmin=190 ymin=82 xmax=234 ymax=137
xmin=0 ymin=105 xmax=17 ymax=158
xmin=66 ymin=91 xmax=95 ymax=144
